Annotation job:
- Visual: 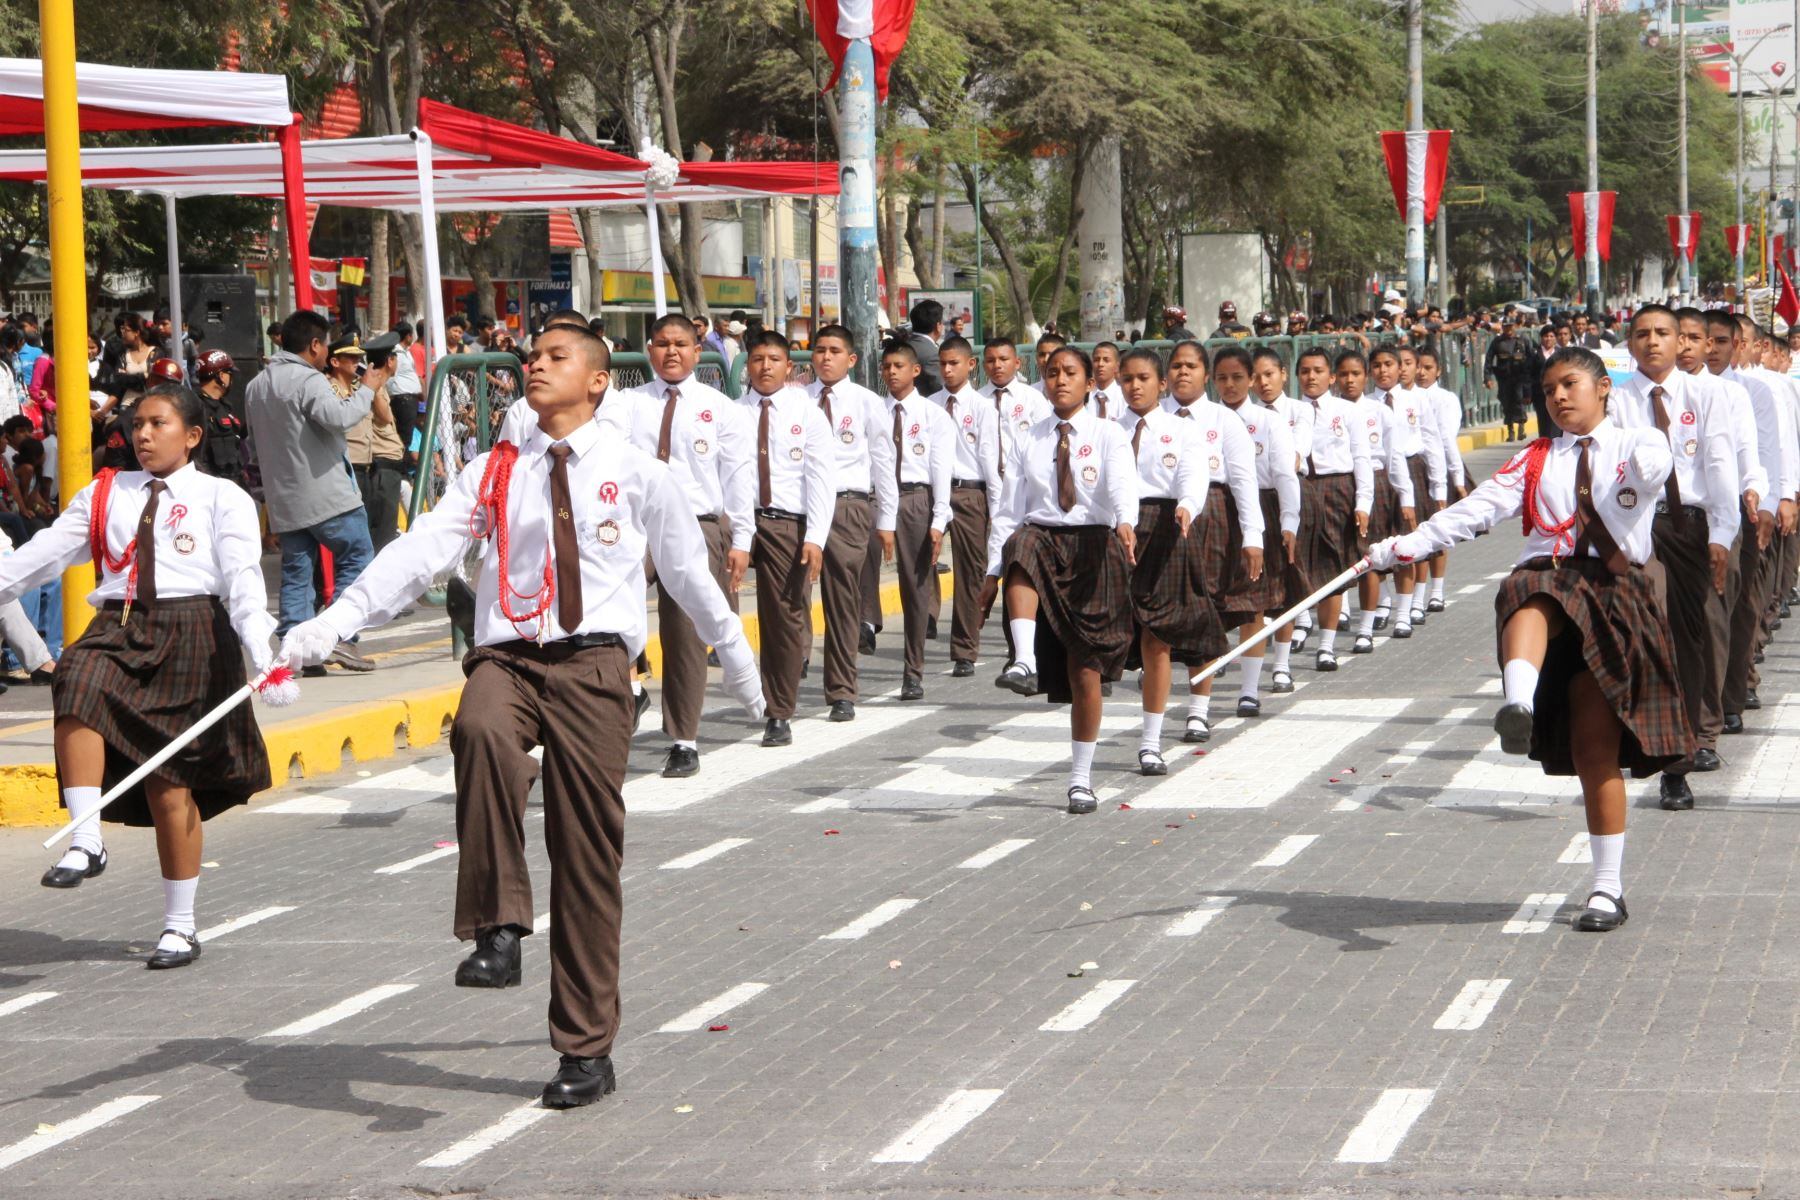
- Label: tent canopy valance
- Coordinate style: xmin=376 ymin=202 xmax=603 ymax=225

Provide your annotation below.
xmin=0 ymin=57 xmax=293 ymax=135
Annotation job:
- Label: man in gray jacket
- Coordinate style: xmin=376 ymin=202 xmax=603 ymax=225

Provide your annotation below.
xmin=246 ymin=310 xmax=392 ymax=669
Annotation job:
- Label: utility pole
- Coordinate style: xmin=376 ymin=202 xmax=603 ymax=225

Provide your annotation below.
xmin=1435 ymin=214 xmax=1448 ymax=309
xmin=837 ymin=39 xmax=880 ymax=389
xmin=1584 ymin=0 xmax=1601 ymax=316
xmin=1677 ymin=0 xmax=1691 ymax=303
xmin=1404 ymin=0 xmax=1426 ymax=306
xmin=1738 ymin=67 xmax=1749 ymax=307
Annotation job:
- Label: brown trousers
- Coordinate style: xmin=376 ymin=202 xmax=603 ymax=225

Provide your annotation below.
xmin=948 ymin=484 xmax=991 ymax=663
xmin=860 ymin=518 xmax=885 ymax=631
xmin=752 ymin=514 xmax=809 ymax=719
xmin=655 ymin=516 xmax=731 ymax=741
xmin=810 ymin=494 xmax=872 ymax=703
xmin=1725 ymin=525 xmax=1772 ymax=714
xmin=452 ymin=640 xmax=633 ymax=1058
xmin=1653 ymin=511 xmax=1719 ymax=767
xmin=893 ymin=487 xmax=936 ymax=677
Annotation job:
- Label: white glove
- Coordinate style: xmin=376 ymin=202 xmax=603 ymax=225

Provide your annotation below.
xmin=1629 ymin=444 xmax=1663 ymax=483
xmin=716 ymin=638 xmax=767 ymax=720
xmin=1364 ymin=537 xmax=1402 ymax=572
xmin=280 ymin=618 xmax=340 ymax=668
xmin=249 ymin=633 xmax=277 ymax=675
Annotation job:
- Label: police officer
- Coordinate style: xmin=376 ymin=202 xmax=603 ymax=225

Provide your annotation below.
xmin=191 ymin=350 xmax=249 ymax=488
xmin=1484 ymin=317 xmax=1536 ymax=441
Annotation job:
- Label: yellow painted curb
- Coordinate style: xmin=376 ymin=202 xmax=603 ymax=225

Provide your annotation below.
xmin=1457 ymin=419 xmax=1543 ymax=456
xmin=0 ymin=568 xmax=956 ymax=826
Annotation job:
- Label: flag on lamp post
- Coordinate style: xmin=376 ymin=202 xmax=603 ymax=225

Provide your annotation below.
xmin=1665 ymin=213 xmax=1703 ymax=262
xmin=807 ymin=0 xmax=918 ymax=101
xmin=1726 ymin=224 xmax=1751 ymax=257
xmin=1379 ymin=130 xmax=1453 ymax=224
xmin=1778 ymin=258 xmax=1800 ymax=329
xmin=1569 ymin=191 xmax=1617 ymax=261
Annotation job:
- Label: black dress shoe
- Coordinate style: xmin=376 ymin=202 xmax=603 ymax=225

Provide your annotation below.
xmin=828 ymin=700 xmax=856 ymax=722
xmin=899 ymin=675 xmax=924 ymax=701
xmin=800 ymin=659 xmax=809 ymax=680
xmin=707 ymin=648 xmax=721 ymax=667
xmin=1784 ymin=601 xmax=1794 ymax=619
xmin=996 ymin=663 xmax=1038 ymax=695
xmin=455 ymin=926 xmax=523 ymax=988
xmin=762 ymin=718 xmax=792 ymax=747
xmin=541 ymin=1054 xmax=616 ymax=1109
xmin=1373 ymin=613 xmax=1389 ymax=631
xmin=1426 ymin=596 xmax=1446 ymax=613
xmin=145 ymin=929 xmax=201 ymax=970
xmin=1723 ymin=713 xmax=1745 ymax=735
xmin=926 ymin=617 xmax=939 ymax=640
xmin=1138 ymin=748 xmax=1167 ymax=776
xmin=1746 ymin=689 xmax=1762 ymax=710
xmin=1755 ymin=650 xmax=1766 ymax=664
xmin=1573 ymin=891 xmax=1627 ymax=933
xmin=951 ymin=660 xmax=975 ymax=678
xmin=859 ymin=624 xmax=878 ymax=654
xmin=41 ymin=846 xmax=106 ymax=889
xmin=302 ymin=664 xmax=329 ymax=678
xmin=1692 ymin=748 xmax=1721 ymax=772
xmin=1494 ymin=702 xmax=1534 ymax=756
xmin=662 ymin=745 xmax=700 ymax=778
xmin=28 ymin=666 xmax=52 ymax=685
xmin=1066 ymin=786 xmax=1098 ymax=815
xmin=632 ymin=688 xmax=652 ymax=733
xmin=1660 ymin=774 xmax=1695 ymax=811
xmin=1236 ymin=696 xmax=1261 ymax=718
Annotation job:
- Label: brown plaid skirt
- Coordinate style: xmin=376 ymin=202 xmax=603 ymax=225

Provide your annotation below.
xmin=1215 ymin=489 xmax=1281 ymax=627
xmin=1130 ymin=497 xmax=1227 ymax=667
xmin=1494 ymin=557 xmax=1694 ymax=778
xmin=54 ymin=597 xmax=271 ymax=826
xmin=1258 ymin=487 xmax=1312 ymax=614
xmin=1004 ymin=522 xmax=1133 ymax=704
xmin=1407 ymin=453 xmax=1440 ymax=523
xmin=1300 ymin=471 xmax=1362 ymax=582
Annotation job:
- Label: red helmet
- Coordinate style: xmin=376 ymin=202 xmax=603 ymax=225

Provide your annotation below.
xmin=147 ymin=357 xmax=184 ymax=384
xmin=193 ymin=349 xmax=235 ymax=382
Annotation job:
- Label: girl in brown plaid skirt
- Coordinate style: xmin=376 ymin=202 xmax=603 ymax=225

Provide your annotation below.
xmin=1342 ymin=350 xmax=1417 ymax=653
xmin=0 ymin=386 xmax=281 ymax=968
xmin=1368 ymin=347 xmax=1692 ymax=934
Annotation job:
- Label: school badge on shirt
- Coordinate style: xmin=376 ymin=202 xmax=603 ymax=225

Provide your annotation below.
xmin=839 ymin=415 xmax=855 ymax=444
xmin=173 ymin=532 xmax=196 ymax=555
xmin=596 ymin=519 xmax=622 ymax=546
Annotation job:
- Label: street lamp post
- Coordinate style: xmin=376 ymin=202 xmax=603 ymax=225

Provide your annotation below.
xmin=1732 ymin=24 xmax=1792 ymax=309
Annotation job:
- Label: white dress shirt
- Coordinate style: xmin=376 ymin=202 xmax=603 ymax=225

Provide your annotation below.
xmin=0 ymin=463 xmax=273 ymax=663
xmin=806 ymin=376 xmax=900 ymax=533
xmin=626 ymin=375 xmax=757 ymax=553
xmin=1375 ymin=384 xmax=1447 ymax=501
xmin=1735 ymin=365 xmax=1799 ymax=505
xmin=931 ymin=383 xmax=1003 ymax=501
xmin=1388 ymin=419 xmax=1672 ymax=568
xmin=737 ymin=386 xmax=837 ymax=544
xmin=1608 ymin=368 xmax=1741 ymax=548
xmin=1087 ymin=381 xmax=1124 ymax=421
xmin=1349 ymin=394 xmax=1415 ymax=506
xmin=1272 ymin=393 xmax=1312 ymax=470
xmin=1181 ymin=400 xmax=1264 ymax=545
xmin=1118 ymin=406 xmax=1205 ymax=510
xmin=1709 ymin=368 xmax=1777 ymax=514
xmin=1222 ymin=399 xmax=1301 ymax=534
xmin=1425 ymin=383 xmax=1467 ymax=490
xmin=319 ymin=418 xmax=753 ymax=678
xmin=987 ymin=405 xmax=1139 ymax=576
xmin=1300 ymin=392 xmax=1376 ymax=513
xmin=981 ymin=379 xmax=1053 ymax=462
xmin=887 ymin=390 xmax=955 ymax=532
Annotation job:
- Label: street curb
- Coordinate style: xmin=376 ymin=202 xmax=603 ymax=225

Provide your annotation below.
xmin=1457 ymin=418 xmax=1542 ymax=456
xmin=0 ymin=571 xmax=951 ymax=827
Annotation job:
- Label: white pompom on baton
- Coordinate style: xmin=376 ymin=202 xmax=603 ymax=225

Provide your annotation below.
xmin=40 ymin=663 xmax=300 ymax=850
xmin=1185 ymin=560 xmax=1370 ymax=687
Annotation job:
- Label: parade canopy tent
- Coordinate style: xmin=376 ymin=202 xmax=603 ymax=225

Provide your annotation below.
xmin=0 ymin=97 xmax=838 ymax=359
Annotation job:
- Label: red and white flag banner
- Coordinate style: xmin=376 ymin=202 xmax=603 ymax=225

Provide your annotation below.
xmin=807 ymin=0 xmax=918 ymax=102
xmin=1379 ymin=130 xmax=1453 ymax=224
xmin=1725 ymin=224 xmax=1752 ymax=257
xmin=1778 ymin=258 xmax=1800 ymax=328
xmin=1569 ymin=191 xmax=1617 ymax=262
xmin=1665 ymin=212 xmax=1702 ymax=262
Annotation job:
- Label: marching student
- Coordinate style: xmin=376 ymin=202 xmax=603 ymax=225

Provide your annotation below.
xmin=1115 ymin=347 xmax=1219 ymax=774
xmin=1213 ymin=345 xmax=1300 ymax=707
xmin=626 ymin=315 xmax=755 ymax=779
xmin=929 ymin=335 xmax=1002 ymax=676
xmin=1341 ymin=349 xmax=1414 ymax=653
xmin=1160 ymin=340 xmax=1262 ymax=740
xmin=1368 ymin=346 xmax=1438 ymax=632
xmin=982 ymin=339 xmax=1052 ymax=464
xmin=805 ymin=325 xmax=898 ymax=722
xmin=1392 ymin=345 xmax=1448 ymax=626
xmin=882 ymin=342 xmax=954 ymax=700
xmin=1607 ymin=304 xmax=1739 ymax=813
xmin=1290 ymin=347 xmax=1373 ymax=671
xmin=282 ymin=325 xmax=763 ymax=1107
xmin=1415 ymin=346 xmax=1466 ymax=612
xmin=982 ymin=345 xmax=1138 ymax=812
xmin=1089 ymin=341 xmax=1124 ymax=419
xmin=736 ymin=332 xmax=836 ymax=747
xmin=1249 ymin=346 xmax=1313 ymax=684
xmin=1029 ymin=332 xmax=1069 ymax=395
xmin=1367 ymin=346 xmax=1691 ymax=932
xmin=3 ymin=385 xmax=286 ymax=967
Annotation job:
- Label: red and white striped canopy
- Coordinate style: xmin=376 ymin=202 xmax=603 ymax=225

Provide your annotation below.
xmin=0 ymin=57 xmax=294 ymax=134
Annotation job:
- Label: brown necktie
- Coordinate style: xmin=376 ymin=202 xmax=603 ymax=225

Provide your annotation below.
xmin=757 ymin=396 xmax=773 ymax=508
xmin=136 ymin=479 xmax=166 ymax=603
xmin=546 ymin=444 xmax=584 ymax=632
xmin=1572 ymin=436 xmax=1629 ymax=575
xmin=992 ymin=387 xmax=1007 ymax=479
xmin=1648 ymin=384 xmax=1686 ymax=519
xmin=656 ymin=385 xmax=678 ymax=462
xmin=1056 ymin=420 xmax=1076 ymax=512
xmin=1131 ymin=418 xmax=1144 ymax=458
xmin=892 ymin=401 xmax=905 ymax=485
xmin=1093 ymin=392 xmax=1106 ymax=419
xmin=1305 ymin=398 xmax=1320 ymax=477
xmin=818 ymin=385 xmax=833 ymax=428
xmin=1176 ymin=407 xmax=1192 ymax=419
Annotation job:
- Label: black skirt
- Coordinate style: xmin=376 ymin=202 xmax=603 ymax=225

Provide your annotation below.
xmin=1130 ymin=497 xmax=1228 ymax=667
xmin=1493 ymin=558 xmax=1693 ymax=778
xmin=54 ymin=597 xmax=271 ymax=825
xmin=1004 ymin=523 xmax=1134 ymax=704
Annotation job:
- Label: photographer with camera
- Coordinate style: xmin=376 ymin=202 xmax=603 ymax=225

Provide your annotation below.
xmin=337 ymin=334 xmax=407 ymax=552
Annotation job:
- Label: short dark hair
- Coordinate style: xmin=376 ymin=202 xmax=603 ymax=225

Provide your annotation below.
xmin=138 ymin=383 xmax=208 ymax=461
xmin=813 ymin=323 xmax=854 ymax=348
xmin=1044 ymin=344 xmax=1091 ymax=382
xmin=1 ymin=415 xmax=33 ymax=438
xmin=1296 ymin=347 xmax=1333 ymax=370
xmin=1543 ymin=345 xmax=1608 ymax=385
xmin=279 ymin=310 xmax=332 ymax=354
xmin=1630 ymin=303 xmax=1678 ymax=330
xmin=882 ymin=341 xmax=920 ymax=365
xmin=649 ymin=313 xmax=700 ymax=342
xmin=938 ymin=335 xmax=974 ymax=358
xmin=1334 ymin=348 xmax=1368 ymax=371
xmin=1119 ymin=347 xmax=1164 ymax=378
xmin=743 ymin=329 xmax=790 ymax=356
xmin=983 ymin=337 xmax=1019 ymax=355
xmin=1250 ymin=346 xmax=1286 ymax=371
xmin=908 ymin=298 xmax=944 ymax=332
xmin=1093 ymin=341 xmax=1119 ymax=355
xmin=1673 ymin=306 xmax=1706 ymax=324
xmin=1414 ymin=346 xmax=1440 ymax=365
xmin=445 ymin=314 xmax=468 ymax=329
xmin=1036 ymin=331 xmax=1069 ymax=351
xmin=392 ymin=320 xmax=414 ymax=339
xmin=1705 ymin=310 xmax=1739 ymax=334
xmin=535 ymin=323 xmax=611 ymax=371
xmin=1169 ymin=340 xmax=1210 ymax=370
xmin=1212 ymin=345 xmax=1254 ymax=375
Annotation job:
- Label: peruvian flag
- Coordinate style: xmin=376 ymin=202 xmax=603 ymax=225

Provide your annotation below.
xmin=1726 ymin=224 xmax=1752 ymax=257
xmin=1568 ymin=191 xmax=1617 ymax=262
xmin=1379 ymin=130 xmax=1453 ymax=223
xmin=1779 ymin=258 xmax=1800 ymax=329
xmin=808 ymin=0 xmax=918 ymax=102
xmin=1665 ymin=213 xmax=1702 ymax=262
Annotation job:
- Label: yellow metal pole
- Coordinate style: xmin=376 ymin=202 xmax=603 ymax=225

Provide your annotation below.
xmin=40 ymin=0 xmax=94 ymax=638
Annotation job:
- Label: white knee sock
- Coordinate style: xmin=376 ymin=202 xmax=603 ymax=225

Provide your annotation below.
xmin=1272 ymin=640 xmax=1292 ymax=674
xmin=1069 ymin=739 xmax=1097 ymax=790
xmin=1395 ymin=590 xmax=1414 ymax=623
xmin=1357 ymin=610 xmax=1378 ymax=637
xmin=1296 ymin=611 xmax=1314 ymax=632
xmin=59 ymin=786 xmax=104 ymax=867
xmin=631 ymin=679 xmax=645 ymax=697
xmin=1238 ymin=657 xmax=1262 ymax=700
xmin=1009 ymin=619 xmax=1038 ymax=672
xmin=1188 ymin=688 xmax=1212 ymax=719
xmin=1430 ymin=577 xmax=1446 ymax=600
xmin=675 ymin=738 xmax=698 ymax=751
xmin=1377 ymin=581 xmax=1394 ymax=615
xmin=1140 ymin=710 xmax=1165 ymax=751
xmin=1319 ymin=628 xmax=1339 ymax=653
xmin=160 ymin=875 xmax=199 ymax=950
xmin=1501 ymin=659 xmax=1540 ymax=710
xmin=1588 ymin=833 xmax=1625 ymax=911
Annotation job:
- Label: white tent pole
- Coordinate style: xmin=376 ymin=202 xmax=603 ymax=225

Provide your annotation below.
xmin=162 ymin=192 xmax=185 ymax=379
xmin=645 ymin=183 xmax=669 ymax=317
xmin=413 ymin=131 xmax=448 ymax=366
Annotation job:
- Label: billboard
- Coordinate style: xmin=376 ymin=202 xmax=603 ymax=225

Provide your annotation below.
xmin=1730 ymin=0 xmax=1798 ymax=90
